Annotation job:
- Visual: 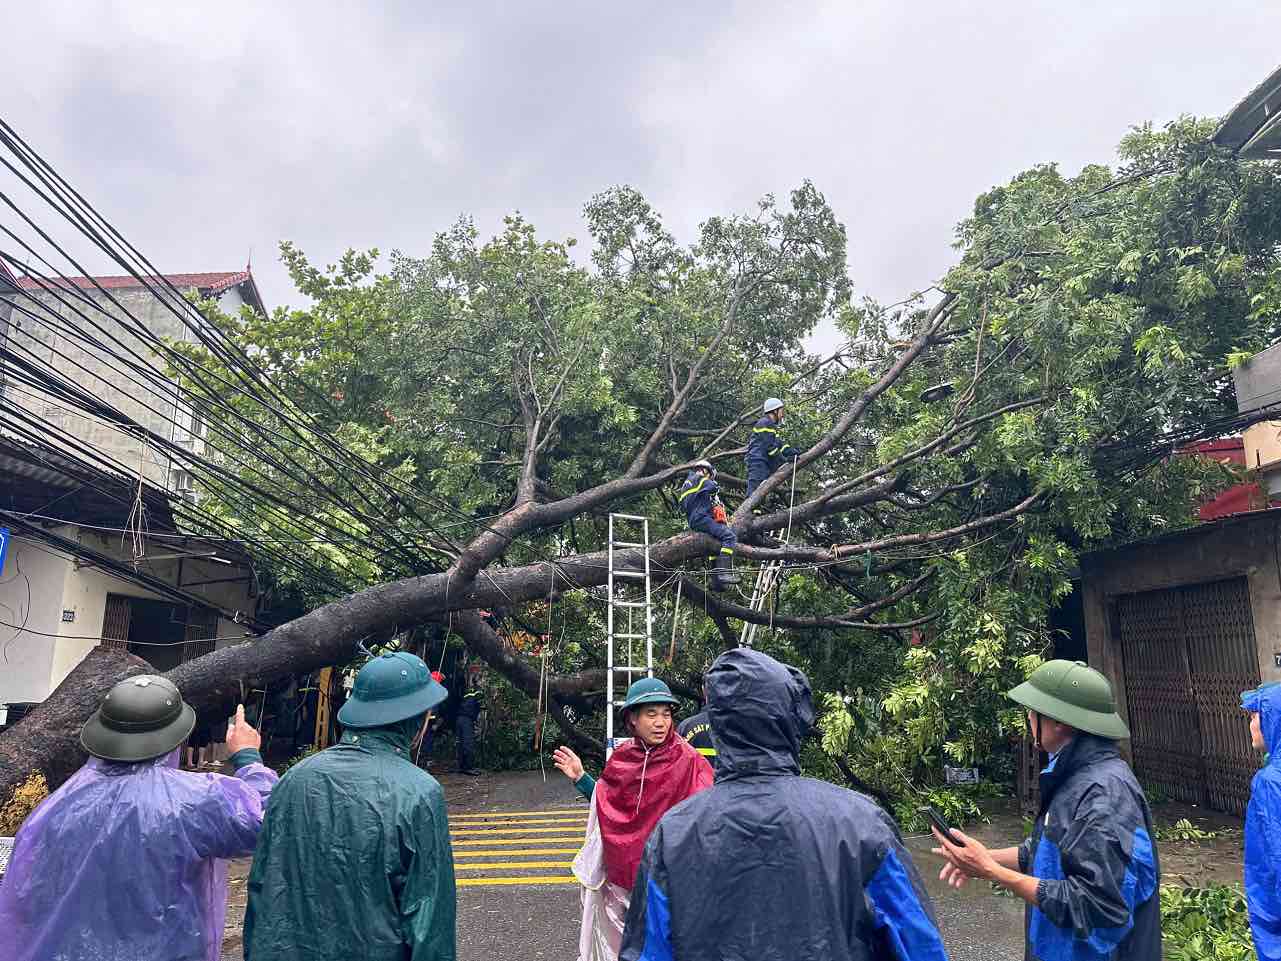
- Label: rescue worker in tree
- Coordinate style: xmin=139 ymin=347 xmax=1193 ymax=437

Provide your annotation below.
xmin=1241 ymin=681 xmax=1281 ymax=960
xmin=932 ymin=660 xmax=1160 ymax=961
xmin=620 ymin=649 xmax=947 ymax=961
xmin=745 ymin=396 xmax=799 ymax=502
xmin=243 ymin=652 xmax=455 ymax=961
xmin=552 ymin=678 xmax=713 ymax=960
xmin=680 ymin=459 xmax=739 ymax=592
xmin=0 ymin=677 xmax=276 ymax=961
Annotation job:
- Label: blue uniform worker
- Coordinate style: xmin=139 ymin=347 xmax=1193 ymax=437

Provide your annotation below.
xmin=680 ymin=461 xmax=739 ymax=592
xmin=935 ymin=660 xmax=1160 ymax=961
xmin=1243 ymin=682 xmax=1281 ymax=960
xmin=746 ymin=397 xmax=798 ymax=499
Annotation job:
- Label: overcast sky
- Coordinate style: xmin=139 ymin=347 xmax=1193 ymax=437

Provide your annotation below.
xmin=3 ymin=2 xmax=1279 ymax=351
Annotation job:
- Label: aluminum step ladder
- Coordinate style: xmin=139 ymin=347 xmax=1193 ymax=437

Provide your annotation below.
xmin=739 ymin=462 xmax=800 ymax=648
xmin=738 ymin=560 xmax=784 ymax=648
xmin=606 ymin=513 xmax=655 ymax=758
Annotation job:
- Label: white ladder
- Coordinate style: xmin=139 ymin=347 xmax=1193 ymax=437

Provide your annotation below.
xmin=739 ymin=461 xmax=799 ymax=648
xmin=739 ymin=560 xmax=784 ymax=648
xmin=605 ymin=513 xmax=655 ymax=758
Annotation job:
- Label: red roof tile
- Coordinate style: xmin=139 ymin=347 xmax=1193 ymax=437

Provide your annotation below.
xmin=16 ymin=270 xmax=251 ymax=295
xmin=13 ymin=268 xmax=266 ymax=314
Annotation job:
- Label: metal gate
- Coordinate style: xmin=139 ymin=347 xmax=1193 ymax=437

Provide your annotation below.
xmin=1114 ymin=577 xmax=1261 ymax=815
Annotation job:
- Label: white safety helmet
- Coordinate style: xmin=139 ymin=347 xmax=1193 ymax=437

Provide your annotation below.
xmin=693 ymin=459 xmax=715 ymax=475
xmin=762 ymin=397 xmax=784 ymax=414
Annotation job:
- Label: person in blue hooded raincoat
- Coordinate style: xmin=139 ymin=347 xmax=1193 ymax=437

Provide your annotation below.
xmin=933 ymin=660 xmax=1159 ymax=961
xmin=619 ymin=648 xmax=947 ymax=961
xmin=1242 ymin=682 xmax=1281 ymax=960
xmin=0 ymin=675 xmax=276 ymax=961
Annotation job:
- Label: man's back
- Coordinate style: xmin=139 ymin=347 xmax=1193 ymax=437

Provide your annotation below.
xmin=626 ymin=774 xmax=941 ymax=961
xmin=621 ymin=649 xmax=946 ymax=961
xmin=0 ymin=752 xmax=273 ymax=961
xmin=244 ymin=728 xmax=456 ymax=961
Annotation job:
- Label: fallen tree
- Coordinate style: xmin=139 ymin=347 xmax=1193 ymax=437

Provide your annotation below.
xmin=4 ymin=118 xmax=1281 ymax=805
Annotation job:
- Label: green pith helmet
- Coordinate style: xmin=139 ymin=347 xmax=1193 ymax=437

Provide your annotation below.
xmin=1008 ymin=659 xmax=1130 ymax=740
xmin=622 ymin=677 xmax=679 ymax=711
xmin=80 ymin=674 xmax=197 ymax=763
xmin=337 ymin=651 xmax=449 ymax=729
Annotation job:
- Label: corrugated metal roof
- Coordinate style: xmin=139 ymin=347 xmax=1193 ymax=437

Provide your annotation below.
xmin=1213 ymin=64 xmax=1281 ymax=159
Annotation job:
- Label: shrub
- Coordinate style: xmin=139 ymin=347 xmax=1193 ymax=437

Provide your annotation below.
xmin=1161 ymin=884 xmax=1255 ymax=961
xmin=1156 ymin=818 xmax=1219 ymax=843
xmin=0 ymin=772 xmax=49 ymax=836
xmin=277 ymin=746 xmax=319 ymax=775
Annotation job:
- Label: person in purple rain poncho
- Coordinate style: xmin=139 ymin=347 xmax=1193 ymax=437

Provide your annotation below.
xmin=0 ymin=674 xmax=277 ymax=961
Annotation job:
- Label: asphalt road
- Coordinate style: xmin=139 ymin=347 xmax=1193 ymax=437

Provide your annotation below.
xmin=224 ymin=768 xmax=1025 ymax=960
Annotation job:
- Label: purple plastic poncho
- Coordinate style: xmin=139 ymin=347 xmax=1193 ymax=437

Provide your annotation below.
xmin=0 ymin=748 xmax=277 ymax=961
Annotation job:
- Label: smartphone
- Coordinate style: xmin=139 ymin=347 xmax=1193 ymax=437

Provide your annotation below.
xmin=919 ymin=805 xmax=965 ymax=846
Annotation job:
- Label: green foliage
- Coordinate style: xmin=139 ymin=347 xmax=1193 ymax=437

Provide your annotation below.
xmin=1156 ymin=818 xmax=1220 ymax=843
xmin=1161 ymin=885 xmax=1255 ymax=961
xmin=277 ymin=746 xmax=319 ymax=775
xmin=169 ymin=115 xmax=1281 ymax=779
xmin=893 ymin=786 xmax=986 ymax=834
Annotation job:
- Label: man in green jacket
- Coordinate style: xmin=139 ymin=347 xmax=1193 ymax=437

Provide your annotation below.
xmin=244 ymin=652 xmax=454 ymax=961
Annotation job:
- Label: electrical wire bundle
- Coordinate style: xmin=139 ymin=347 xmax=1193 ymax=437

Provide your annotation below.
xmin=0 ymin=117 xmax=485 ymax=606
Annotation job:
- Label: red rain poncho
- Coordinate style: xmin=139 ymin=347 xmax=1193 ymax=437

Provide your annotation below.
xmin=596 ymin=727 xmax=713 ymax=890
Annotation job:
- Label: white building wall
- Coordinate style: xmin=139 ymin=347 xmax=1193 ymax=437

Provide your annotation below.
xmin=0 ymin=534 xmax=71 ymax=704
xmin=0 ymin=525 xmax=258 ymax=703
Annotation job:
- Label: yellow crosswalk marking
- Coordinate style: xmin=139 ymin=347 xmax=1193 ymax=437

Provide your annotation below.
xmin=452 ymin=837 xmax=584 ymax=847
xmin=450 ymin=817 xmax=586 ymax=826
xmin=450 ymin=808 xmax=586 ymax=818
xmin=451 ymin=826 xmax=587 ymax=836
xmin=457 ymin=875 xmax=577 ymax=887
xmin=453 ymin=848 xmax=581 ymax=856
xmin=446 ymin=806 xmax=591 ymax=888
xmin=455 ymin=860 xmax=573 ymax=870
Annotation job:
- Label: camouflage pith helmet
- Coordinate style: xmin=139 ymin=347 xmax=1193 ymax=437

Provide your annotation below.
xmin=1007 ymin=659 xmax=1130 ymax=740
xmin=80 ymin=674 xmax=197 ymax=762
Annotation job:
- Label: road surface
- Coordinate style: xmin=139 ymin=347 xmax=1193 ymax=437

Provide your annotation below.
xmin=224 ymin=769 xmax=1025 ymax=959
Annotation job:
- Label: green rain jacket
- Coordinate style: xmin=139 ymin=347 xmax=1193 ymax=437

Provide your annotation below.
xmin=243 ymin=720 xmax=456 ymax=961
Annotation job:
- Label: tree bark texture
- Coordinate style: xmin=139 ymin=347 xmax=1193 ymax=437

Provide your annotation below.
xmin=0 ymin=646 xmax=151 ymax=805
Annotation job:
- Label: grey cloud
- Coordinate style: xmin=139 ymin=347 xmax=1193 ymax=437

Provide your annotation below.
xmin=2 ymin=1 xmax=1279 ymax=353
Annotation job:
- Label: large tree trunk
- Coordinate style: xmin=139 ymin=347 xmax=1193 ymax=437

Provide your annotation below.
xmin=0 ymin=646 xmax=151 ymax=804
xmin=0 ymin=535 xmax=716 ymax=805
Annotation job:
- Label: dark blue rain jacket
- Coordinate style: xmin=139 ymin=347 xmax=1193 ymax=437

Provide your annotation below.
xmin=1018 ymin=735 xmax=1159 ymax=961
xmin=619 ymin=649 xmax=947 ymax=961
xmin=1243 ymin=682 xmax=1281 ymax=960
xmin=679 ymin=469 xmax=720 ymax=527
xmin=745 ymin=417 xmax=797 ymax=495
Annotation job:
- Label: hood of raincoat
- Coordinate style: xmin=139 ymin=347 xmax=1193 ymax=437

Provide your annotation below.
xmin=596 ymin=726 xmax=712 ymax=890
xmin=0 ymin=747 xmax=276 ymax=961
xmin=1243 ymin=683 xmax=1281 ymax=959
xmin=705 ymin=647 xmax=815 ymax=780
xmin=619 ymin=649 xmax=948 ymax=961
xmin=1242 ymin=682 xmax=1281 ymax=763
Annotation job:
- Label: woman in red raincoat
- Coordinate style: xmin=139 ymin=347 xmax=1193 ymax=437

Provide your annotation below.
xmin=554 ymin=677 xmax=713 ymax=961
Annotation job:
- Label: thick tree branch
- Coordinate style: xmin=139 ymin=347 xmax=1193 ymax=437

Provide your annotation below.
xmin=678 ymin=569 xmax=936 ymax=631
xmin=736 ymin=291 xmax=958 ymax=519
xmin=627 ymin=286 xmax=746 ymax=477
